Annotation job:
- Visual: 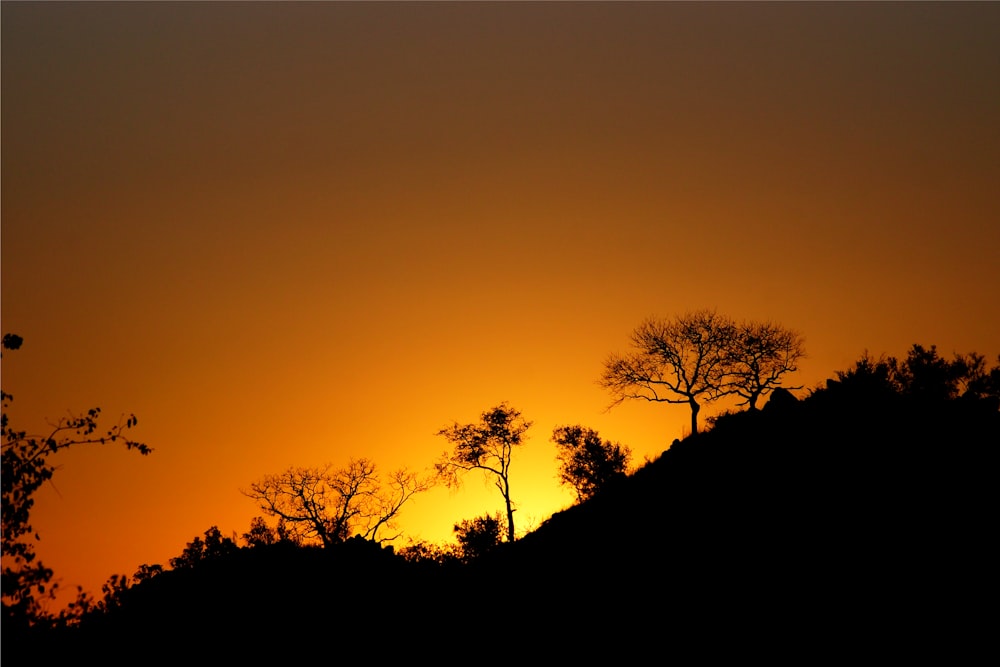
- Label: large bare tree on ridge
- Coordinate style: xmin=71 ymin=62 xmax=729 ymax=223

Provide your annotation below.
xmin=601 ymin=310 xmax=736 ymax=437
xmin=601 ymin=311 xmax=805 ymax=436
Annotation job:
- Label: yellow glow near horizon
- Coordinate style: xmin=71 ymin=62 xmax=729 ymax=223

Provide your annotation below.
xmin=3 ymin=1 xmax=999 ymax=613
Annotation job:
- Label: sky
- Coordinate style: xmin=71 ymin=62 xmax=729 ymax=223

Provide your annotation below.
xmin=3 ymin=2 xmax=999 ymax=610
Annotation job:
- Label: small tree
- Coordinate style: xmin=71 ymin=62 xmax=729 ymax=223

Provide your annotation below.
xmin=453 ymin=513 xmax=505 ymax=562
xmin=436 ymin=403 xmax=531 ymax=542
xmin=243 ymin=458 xmax=433 ymax=547
xmin=169 ymin=526 xmax=238 ymax=570
xmin=242 ymin=516 xmax=279 ymax=548
xmin=552 ymin=425 xmax=631 ymax=502
xmin=1 ymin=334 xmax=150 ymax=627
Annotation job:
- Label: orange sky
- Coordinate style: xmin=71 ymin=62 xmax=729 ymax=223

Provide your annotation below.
xmin=3 ymin=2 xmax=999 ymax=611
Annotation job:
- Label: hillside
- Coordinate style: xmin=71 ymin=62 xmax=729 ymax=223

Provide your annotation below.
xmin=9 ymin=370 xmax=998 ymax=661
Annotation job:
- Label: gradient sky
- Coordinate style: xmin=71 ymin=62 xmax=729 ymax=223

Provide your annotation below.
xmin=3 ymin=2 xmax=999 ymax=610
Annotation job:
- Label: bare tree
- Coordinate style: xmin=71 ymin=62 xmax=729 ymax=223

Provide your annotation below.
xmin=600 ymin=310 xmax=736 ymax=436
xmin=243 ymin=458 xmax=433 ymax=547
xmin=436 ymin=403 xmax=531 ymax=542
xmin=725 ymin=320 xmax=806 ymax=410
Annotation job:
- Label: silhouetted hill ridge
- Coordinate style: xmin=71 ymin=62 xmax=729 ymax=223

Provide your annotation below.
xmin=497 ymin=383 xmax=995 ymax=620
xmin=14 ymin=383 xmax=997 ymax=660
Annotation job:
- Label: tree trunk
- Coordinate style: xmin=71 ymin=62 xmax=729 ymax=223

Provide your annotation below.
xmin=690 ymin=400 xmax=700 ymax=436
xmin=502 ymin=476 xmax=516 ymax=542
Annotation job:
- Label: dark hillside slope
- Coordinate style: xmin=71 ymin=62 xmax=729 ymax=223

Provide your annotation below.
xmin=17 ymin=385 xmax=997 ymax=660
xmin=493 ymin=385 xmax=996 ymax=639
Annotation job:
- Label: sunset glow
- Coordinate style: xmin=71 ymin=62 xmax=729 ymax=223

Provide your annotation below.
xmin=3 ymin=2 xmax=999 ymax=612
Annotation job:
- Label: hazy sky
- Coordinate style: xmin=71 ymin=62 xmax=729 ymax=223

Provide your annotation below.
xmin=3 ymin=2 xmax=999 ymax=608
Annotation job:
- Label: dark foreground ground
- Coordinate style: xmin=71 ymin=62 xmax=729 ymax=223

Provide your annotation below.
xmin=7 ymin=381 xmax=996 ymax=662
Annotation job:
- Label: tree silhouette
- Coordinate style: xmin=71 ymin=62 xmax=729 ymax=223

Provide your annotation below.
xmin=601 ymin=310 xmax=736 ymax=436
xmin=436 ymin=403 xmax=531 ymax=542
xmin=830 ymin=344 xmax=1000 ymax=408
xmin=725 ymin=320 xmax=806 ymax=410
xmin=243 ymin=459 xmax=433 ymax=547
xmin=1 ymin=334 xmax=150 ymax=628
xmin=169 ymin=526 xmax=238 ymax=570
xmin=453 ymin=513 xmax=505 ymax=562
xmin=891 ymin=343 xmax=969 ymax=401
xmin=552 ymin=425 xmax=631 ymax=502
xmin=601 ymin=311 xmax=808 ymax=434
xmin=242 ymin=516 xmax=277 ymax=548
xmin=954 ymin=351 xmax=1000 ymax=405
xmin=240 ymin=516 xmax=301 ymax=548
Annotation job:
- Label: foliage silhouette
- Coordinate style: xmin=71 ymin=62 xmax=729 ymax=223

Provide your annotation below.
xmin=453 ymin=513 xmax=506 ymax=562
xmin=243 ymin=459 xmax=433 ymax=547
xmin=436 ymin=403 xmax=531 ymax=542
xmin=1 ymin=334 xmax=150 ymax=630
xmin=893 ymin=344 xmax=999 ymax=404
xmin=552 ymin=425 xmax=631 ymax=502
xmin=240 ymin=515 xmax=302 ymax=548
xmin=241 ymin=516 xmax=278 ymax=547
xmin=397 ymin=539 xmax=460 ymax=566
xmin=170 ymin=526 xmax=238 ymax=570
xmin=828 ymin=344 xmax=1000 ymax=409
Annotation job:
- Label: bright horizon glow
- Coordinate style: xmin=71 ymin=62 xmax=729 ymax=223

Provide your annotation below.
xmin=3 ymin=1 xmax=998 ymax=612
